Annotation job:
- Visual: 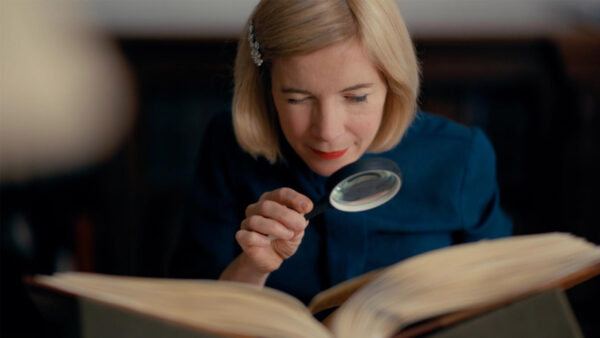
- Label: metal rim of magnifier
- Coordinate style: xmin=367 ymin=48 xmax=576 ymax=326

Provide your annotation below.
xmin=326 ymin=157 xmax=402 ymax=212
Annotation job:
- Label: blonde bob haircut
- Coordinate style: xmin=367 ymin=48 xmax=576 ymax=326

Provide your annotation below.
xmin=233 ymin=0 xmax=420 ymax=163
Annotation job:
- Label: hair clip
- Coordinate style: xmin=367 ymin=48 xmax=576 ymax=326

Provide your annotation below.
xmin=248 ymin=23 xmax=263 ymax=67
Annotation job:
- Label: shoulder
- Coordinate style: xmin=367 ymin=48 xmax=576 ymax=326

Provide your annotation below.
xmin=368 ymin=112 xmax=508 ymax=236
xmin=200 ymin=111 xmax=256 ymax=163
xmin=376 ymin=112 xmax=498 ymax=209
xmin=397 ymin=111 xmax=495 ymax=162
xmin=398 ymin=112 xmax=501 ymax=212
xmin=195 ymin=111 xmax=258 ymax=181
xmin=405 ymin=111 xmax=479 ymax=141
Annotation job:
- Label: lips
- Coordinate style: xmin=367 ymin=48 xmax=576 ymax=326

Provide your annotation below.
xmin=311 ymin=147 xmax=348 ymax=160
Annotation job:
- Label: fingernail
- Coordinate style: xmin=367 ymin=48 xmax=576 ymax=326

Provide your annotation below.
xmin=286 ymin=230 xmax=295 ymax=239
xmin=301 ymin=202 xmax=309 ymax=211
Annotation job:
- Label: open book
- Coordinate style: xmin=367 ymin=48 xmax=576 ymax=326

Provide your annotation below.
xmin=29 ymin=233 xmax=600 ymax=338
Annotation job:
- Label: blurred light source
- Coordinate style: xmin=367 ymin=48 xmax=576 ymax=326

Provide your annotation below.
xmin=0 ymin=0 xmax=134 ymax=183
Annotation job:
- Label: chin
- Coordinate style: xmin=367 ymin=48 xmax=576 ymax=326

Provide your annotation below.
xmin=309 ymin=164 xmax=337 ymax=177
xmin=305 ymin=156 xmax=355 ymax=177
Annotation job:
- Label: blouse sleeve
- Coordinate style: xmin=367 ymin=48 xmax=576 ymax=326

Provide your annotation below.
xmin=460 ymin=128 xmax=512 ymax=241
xmin=169 ymin=113 xmax=244 ymax=279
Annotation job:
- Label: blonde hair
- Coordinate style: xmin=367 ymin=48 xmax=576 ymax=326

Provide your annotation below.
xmin=233 ymin=0 xmax=419 ymax=163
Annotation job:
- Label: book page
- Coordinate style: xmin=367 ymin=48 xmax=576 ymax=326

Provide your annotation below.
xmin=329 ymin=233 xmax=600 ymax=338
xmin=32 ymin=273 xmax=333 ymax=338
xmin=309 ymin=267 xmax=384 ymax=315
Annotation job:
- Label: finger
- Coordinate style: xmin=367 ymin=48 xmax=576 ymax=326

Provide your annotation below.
xmin=260 ymin=187 xmax=313 ymax=214
xmin=245 ymin=202 xmax=257 ymax=218
xmin=251 ymin=199 xmax=308 ymax=232
xmin=241 ymin=215 xmax=295 ymax=240
xmin=235 ymin=229 xmax=271 ymax=248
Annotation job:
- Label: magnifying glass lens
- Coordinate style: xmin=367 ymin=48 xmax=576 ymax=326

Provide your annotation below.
xmin=330 ymin=169 xmax=401 ymax=212
xmin=303 ymin=157 xmax=402 ymax=220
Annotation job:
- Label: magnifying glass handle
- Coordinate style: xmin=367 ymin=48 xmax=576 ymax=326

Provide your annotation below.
xmin=304 ymin=196 xmax=330 ymax=221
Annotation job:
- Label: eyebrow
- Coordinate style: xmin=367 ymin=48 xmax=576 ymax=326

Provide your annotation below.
xmin=281 ymin=87 xmax=312 ymax=95
xmin=280 ymin=83 xmax=374 ymax=95
xmin=341 ymin=83 xmax=373 ymax=92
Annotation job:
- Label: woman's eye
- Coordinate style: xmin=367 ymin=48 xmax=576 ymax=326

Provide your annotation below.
xmin=347 ymin=95 xmax=368 ymax=103
xmin=287 ymin=98 xmax=306 ymax=104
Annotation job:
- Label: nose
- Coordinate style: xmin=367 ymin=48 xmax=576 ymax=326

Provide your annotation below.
xmin=312 ymin=100 xmax=344 ymax=142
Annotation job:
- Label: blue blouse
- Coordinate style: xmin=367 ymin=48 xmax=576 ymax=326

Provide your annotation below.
xmin=170 ymin=111 xmax=512 ymax=304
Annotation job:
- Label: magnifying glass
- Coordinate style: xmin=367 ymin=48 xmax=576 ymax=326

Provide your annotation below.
xmin=304 ymin=157 xmax=402 ymax=220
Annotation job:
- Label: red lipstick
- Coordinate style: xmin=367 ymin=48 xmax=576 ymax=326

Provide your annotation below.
xmin=312 ymin=148 xmax=348 ymax=160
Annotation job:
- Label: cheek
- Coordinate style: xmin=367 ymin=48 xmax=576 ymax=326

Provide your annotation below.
xmin=355 ymin=119 xmax=379 ymax=141
xmin=351 ymin=105 xmax=384 ymax=141
xmin=276 ymin=103 xmax=311 ymax=140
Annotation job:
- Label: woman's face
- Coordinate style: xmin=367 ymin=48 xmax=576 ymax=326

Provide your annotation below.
xmin=271 ymin=38 xmax=387 ymax=176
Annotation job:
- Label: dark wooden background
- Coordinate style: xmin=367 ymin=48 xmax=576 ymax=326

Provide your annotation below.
xmin=91 ymin=35 xmax=599 ymax=276
xmin=2 ymin=34 xmax=599 ymax=336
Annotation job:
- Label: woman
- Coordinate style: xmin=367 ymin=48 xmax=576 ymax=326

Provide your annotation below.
xmin=171 ymin=0 xmax=511 ymax=304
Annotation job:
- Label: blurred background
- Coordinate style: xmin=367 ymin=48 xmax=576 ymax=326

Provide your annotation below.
xmin=1 ymin=0 xmax=599 ymax=336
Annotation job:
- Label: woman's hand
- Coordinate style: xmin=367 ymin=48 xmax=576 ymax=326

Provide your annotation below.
xmin=220 ymin=187 xmax=313 ymax=284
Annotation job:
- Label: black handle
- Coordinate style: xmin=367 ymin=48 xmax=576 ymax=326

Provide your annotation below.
xmin=304 ymin=195 xmax=330 ymax=220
